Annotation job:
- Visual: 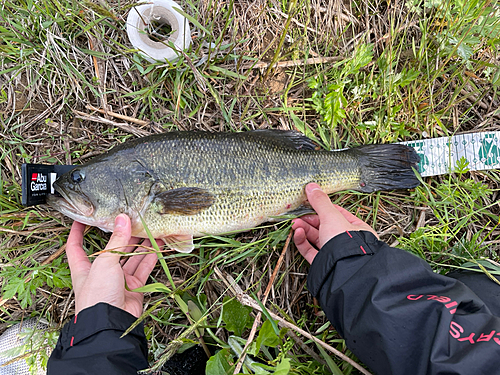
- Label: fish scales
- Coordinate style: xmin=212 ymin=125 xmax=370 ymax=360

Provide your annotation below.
xmin=48 ymin=130 xmax=419 ymax=252
xmin=133 ymin=132 xmax=359 ymax=237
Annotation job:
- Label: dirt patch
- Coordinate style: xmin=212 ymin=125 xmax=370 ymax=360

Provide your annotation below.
xmin=261 ymin=30 xmax=280 ymax=61
xmin=261 ymin=68 xmax=289 ymax=95
xmin=0 ymin=73 xmax=47 ymax=118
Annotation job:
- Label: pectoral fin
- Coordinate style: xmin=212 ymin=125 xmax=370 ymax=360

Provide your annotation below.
xmin=162 ymin=234 xmax=195 ymax=253
xmin=153 ymin=187 xmax=215 ymax=215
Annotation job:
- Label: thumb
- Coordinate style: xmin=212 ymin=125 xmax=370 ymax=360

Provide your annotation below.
xmin=305 ymin=183 xmax=343 ymax=224
xmin=94 ymin=214 xmax=132 ymax=266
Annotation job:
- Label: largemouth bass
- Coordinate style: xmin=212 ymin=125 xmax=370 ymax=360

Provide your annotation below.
xmin=47 ymin=130 xmax=419 ymax=252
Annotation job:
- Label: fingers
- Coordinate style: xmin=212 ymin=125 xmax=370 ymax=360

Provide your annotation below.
xmin=292 ymin=218 xmax=320 ymax=249
xmin=132 ymin=252 xmax=158 ymax=285
xmin=119 ymin=237 xmax=143 ymax=267
xmin=122 ymin=239 xmax=158 ymax=294
xmin=122 ymin=239 xmax=159 ymax=275
xmin=124 ymin=237 xmax=142 ymax=251
xmin=293 ymin=227 xmax=318 ymax=264
xmin=299 ymin=214 xmax=320 ymax=228
xmin=94 ymin=214 xmax=132 ymax=267
xmin=333 ymin=205 xmax=366 ymax=225
xmin=303 ymin=183 xmax=380 ymax=245
xmin=305 ymin=183 xmax=345 ymax=226
xmin=107 ymin=214 xmax=132 ymax=254
xmin=66 ymin=221 xmax=91 ymax=290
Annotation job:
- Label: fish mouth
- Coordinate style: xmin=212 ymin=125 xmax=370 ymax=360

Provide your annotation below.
xmin=47 ymin=184 xmax=94 ymax=219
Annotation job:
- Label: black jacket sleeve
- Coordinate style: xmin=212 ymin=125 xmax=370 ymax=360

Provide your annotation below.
xmin=308 ymin=230 xmax=500 ymax=375
xmin=47 ymin=302 xmax=148 ymax=375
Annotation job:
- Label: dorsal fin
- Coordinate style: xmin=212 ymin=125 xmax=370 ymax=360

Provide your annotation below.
xmin=244 ymin=130 xmax=319 ymax=151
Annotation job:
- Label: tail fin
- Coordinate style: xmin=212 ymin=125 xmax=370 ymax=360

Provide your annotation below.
xmin=352 ymin=144 xmax=420 ymax=193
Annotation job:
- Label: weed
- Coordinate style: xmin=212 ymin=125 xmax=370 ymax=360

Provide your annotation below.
xmin=1 ymin=259 xmax=71 ymax=309
xmin=399 ymin=162 xmax=499 ymax=268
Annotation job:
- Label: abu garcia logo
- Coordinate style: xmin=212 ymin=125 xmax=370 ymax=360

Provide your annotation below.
xmin=31 ymin=173 xmax=48 ymax=191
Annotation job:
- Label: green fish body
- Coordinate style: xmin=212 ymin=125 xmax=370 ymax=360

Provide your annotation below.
xmin=48 ymin=130 xmax=419 ymax=252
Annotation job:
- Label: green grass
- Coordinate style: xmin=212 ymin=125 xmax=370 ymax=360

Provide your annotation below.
xmin=1 ymin=0 xmax=500 ymax=374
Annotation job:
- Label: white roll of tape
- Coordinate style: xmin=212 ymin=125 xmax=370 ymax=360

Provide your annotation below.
xmin=126 ymin=0 xmax=191 ymax=63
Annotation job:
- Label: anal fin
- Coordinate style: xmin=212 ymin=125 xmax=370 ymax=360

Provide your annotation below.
xmin=162 ymin=234 xmax=195 ymax=253
xmin=269 ymin=205 xmax=316 ymax=222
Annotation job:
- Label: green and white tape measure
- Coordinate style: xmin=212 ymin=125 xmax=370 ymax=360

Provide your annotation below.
xmin=400 ymin=132 xmax=500 ymax=177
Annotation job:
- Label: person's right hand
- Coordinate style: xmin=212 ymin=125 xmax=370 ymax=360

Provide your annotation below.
xmin=292 ymin=183 xmax=379 ymax=264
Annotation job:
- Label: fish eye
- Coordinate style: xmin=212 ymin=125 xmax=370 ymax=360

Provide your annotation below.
xmin=71 ymin=169 xmax=85 ymax=183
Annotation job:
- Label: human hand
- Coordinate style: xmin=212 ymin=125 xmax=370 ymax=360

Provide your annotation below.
xmin=292 ymin=183 xmax=378 ymax=264
xmin=65 ymin=214 xmax=158 ymax=318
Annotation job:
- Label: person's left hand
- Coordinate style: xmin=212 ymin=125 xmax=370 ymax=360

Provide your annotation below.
xmin=65 ymin=214 xmax=158 ymax=318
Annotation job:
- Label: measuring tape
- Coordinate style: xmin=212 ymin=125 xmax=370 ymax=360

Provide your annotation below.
xmin=400 ymin=131 xmax=500 ymax=177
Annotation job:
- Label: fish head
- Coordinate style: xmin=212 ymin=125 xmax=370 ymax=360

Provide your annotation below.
xmin=47 ymin=157 xmax=156 ymax=232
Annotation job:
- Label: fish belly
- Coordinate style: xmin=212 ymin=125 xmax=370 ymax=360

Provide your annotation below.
xmin=140 ymin=174 xmax=354 ymax=239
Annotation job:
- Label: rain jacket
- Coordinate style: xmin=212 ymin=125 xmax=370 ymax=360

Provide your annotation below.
xmin=47 ymin=302 xmax=148 ymax=374
xmin=308 ymin=230 xmax=500 ymax=374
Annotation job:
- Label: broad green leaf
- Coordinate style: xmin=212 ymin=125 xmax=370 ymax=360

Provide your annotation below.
xmin=491 ymin=68 xmax=500 ymax=87
xmin=247 ymin=341 xmax=259 ymax=356
xmin=315 ymin=321 xmax=331 ymax=334
xmin=228 ymin=336 xmax=271 ymax=374
xmin=222 ymin=297 xmax=251 ymax=336
xmin=253 ymin=365 xmax=272 ymax=375
xmin=343 ymin=43 xmax=373 ymax=76
xmin=461 ymin=259 xmax=500 ymax=273
xmin=252 ymin=295 xmax=279 ymax=336
xmin=188 ymin=300 xmax=204 ymax=336
xmin=256 ymin=320 xmax=280 ymax=352
xmin=174 ymin=294 xmax=189 ymax=315
xmin=273 ymin=357 xmax=291 ymax=375
xmin=206 ymin=348 xmax=234 ymax=375
xmin=3 ymin=278 xmax=25 ymax=300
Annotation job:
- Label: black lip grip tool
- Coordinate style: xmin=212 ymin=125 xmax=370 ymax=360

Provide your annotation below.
xmin=21 ymin=164 xmax=75 ymax=207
